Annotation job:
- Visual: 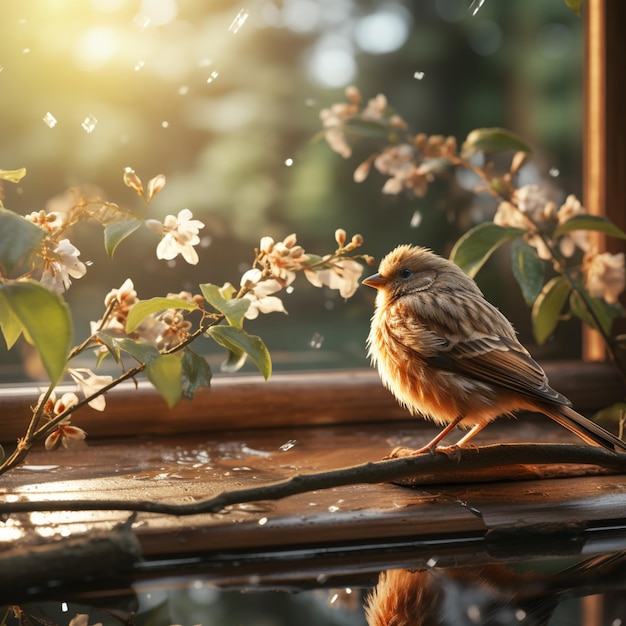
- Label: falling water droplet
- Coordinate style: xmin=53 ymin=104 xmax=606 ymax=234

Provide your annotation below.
xmin=309 ymin=332 xmax=324 ymax=349
xmin=284 ymin=157 xmax=294 ymax=167
xmin=410 ymin=210 xmax=422 ymax=228
xmin=549 ymin=167 xmax=560 ymax=177
xmin=43 ymin=112 xmax=57 ymax=128
xmin=161 ymin=120 xmax=169 ymax=128
xmin=133 ymin=13 xmax=151 ymax=30
xmin=207 ymin=70 xmax=219 ymax=83
xmin=413 ymin=71 xmax=425 ymax=80
xmin=258 ymin=516 xmax=268 ymax=526
xmin=81 ymin=114 xmax=97 ymax=133
xmin=229 ymin=9 xmax=249 ymax=34
xmin=134 ymin=60 xmax=145 ymax=71
xmin=469 ymin=0 xmax=487 ymax=16
xmin=279 ymin=439 xmax=297 ymax=451
xmin=178 ymin=85 xmax=189 ymax=95
xmin=285 ymin=285 xmax=294 ymax=294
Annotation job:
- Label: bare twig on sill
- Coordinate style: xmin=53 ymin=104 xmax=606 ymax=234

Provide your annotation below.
xmin=2 ymin=444 xmax=626 ymax=518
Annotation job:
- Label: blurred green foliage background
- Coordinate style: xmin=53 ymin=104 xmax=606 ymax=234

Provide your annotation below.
xmin=0 ymin=0 xmax=582 ymax=380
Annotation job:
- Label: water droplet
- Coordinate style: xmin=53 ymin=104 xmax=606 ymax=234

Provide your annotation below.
xmin=316 ymin=573 xmax=328 ymax=584
xmin=469 ymin=0 xmax=487 ymax=16
xmin=200 ymin=235 xmax=212 ymax=248
xmin=134 ymin=60 xmax=145 ymax=71
xmin=229 ymin=9 xmax=249 ymax=34
xmin=22 ymin=48 xmax=30 ymax=54
xmin=549 ymin=167 xmax=560 ymax=177
xmin=198 ymin=58 xmax=212 ymax=68
xmin=285 ymin=285 xmax=294 ymax=294
xmin=161 ymin=120 xmax=169 ymax=128
xmin=329 ymin=593 xmax=339 ymax=605
xmin=133 ymin=13 xmax=151 ymax=30
xmin=81 ymin=114 xmax=97 ymax=133
xmin=467 ymin=604 xmax=481 ymax=623
xmin=426 ymin=556 xmax=438 ymax=568
xmin=309 ymin=332 xmax=324 ymax=349
xmin=328 ymin=505 xmax=339 ymax=513
xmin=61 ymin=602 xmax=69 ymax=613
xmin=178 ymin=85 xmax=189 ymax=95
xmin=413 ymin=71 xmax=425 ymax=80
xmin=207 ymin=70 xmax=219 ymax=83
xmin=258 ymin=516 xmax=268 ymax=526
xmin=279 ymin=439 xmax=297 ymax=451
xmin=515 ymin=609 xmax=527 ymax=622
xmin=410 ymin=210 xmax=422 ymax=228
xmin=284 ymin=157 xmax=294 ymax=167
xmin=43 ymin=112 xmax=57 ymax=128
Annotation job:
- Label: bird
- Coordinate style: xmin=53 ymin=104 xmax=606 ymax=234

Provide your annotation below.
xmin=363 ymin=244 xmax=626 ymax=455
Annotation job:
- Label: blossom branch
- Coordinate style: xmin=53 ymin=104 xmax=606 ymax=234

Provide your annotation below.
xmin=1 ymin=444 xmax=625 ymax=517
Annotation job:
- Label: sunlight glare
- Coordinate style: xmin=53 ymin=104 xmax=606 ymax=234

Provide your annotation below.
xmin=139 ymin=0 xmax=178 ymax=26
xmin=74 ymin=26 xmax=120 ymax=71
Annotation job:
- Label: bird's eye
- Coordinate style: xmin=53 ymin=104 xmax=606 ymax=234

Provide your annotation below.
xmin=399 ymin=268 xmax=412 ymax=279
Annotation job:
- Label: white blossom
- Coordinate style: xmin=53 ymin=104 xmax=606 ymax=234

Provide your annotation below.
xmin=305 ymin=258 xmax=364 ymax=298
xmin=584 ymin=251 xmax=626 ymax=304
xmin=40 ymin=238 xmax=87 ymax=293
xmin=68 ymin=368 xmax=113 ymax=411
xmin=145 ymin=208 xmax=205 ymax=265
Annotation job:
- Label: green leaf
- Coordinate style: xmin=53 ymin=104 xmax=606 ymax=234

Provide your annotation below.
xmin=125 ymin=296 xmax=198 ymax=333
xmin=207 ymin=325 xmax=272 ymax=380
xmin=181 ymin=347 xmax=212 ymax=399
xmin=0 ymin=207 xmax=45 ymax=272
xmin=115 ymin=338 xmax=160 ymax=364
xmin=531 ymin=276 xmax=571 ymax=345
xmin=450 ymin=223 xmax=525 ymax=278
xmin=0 ymin=167 xmax=26 ymax=183
xmin=146 ymin=353 xmax=182 ymax=408
xmin=554 ymin=214 xmax=626 ymax=240
xmin=94 ymin=331 xmax=122 ymax=363
xmin=564 ymin=0 xmax=583 ymax=17
xmin=0 ymin=280 xmax=72 ymax=384
xmin=200 ymin=283 xmax=250 ymax=328
xmin=569 ymin=289 xmax=624 ymax=335
xmin=104 ymin=218 xmax=143 ymax=258
xmin=461 ymin=127 xmax=533 ymax=157
xmin=0 ymin=290 xmax=24 ymax=349
xmin=510 ymin=240 xmax=545 ymax=305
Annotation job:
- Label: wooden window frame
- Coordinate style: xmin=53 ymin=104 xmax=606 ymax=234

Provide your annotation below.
xmin=0 ymin=0 xmax=624 ymax=443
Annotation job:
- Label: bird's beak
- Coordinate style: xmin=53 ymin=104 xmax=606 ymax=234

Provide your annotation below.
xmin=362 ymin=273 xmax=387 ymax=290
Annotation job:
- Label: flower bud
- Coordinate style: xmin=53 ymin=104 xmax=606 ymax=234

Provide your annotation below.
xmin=335 ymin=228 xmax=347 ymax=247
xmin=123 ymin=167 xmax=144 ymax=197
xmin=351 ymin=233 xmax=363 ymax=247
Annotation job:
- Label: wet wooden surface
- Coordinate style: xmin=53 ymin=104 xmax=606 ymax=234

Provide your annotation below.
xmin=3 ymin=416 xmax=626 ymax=575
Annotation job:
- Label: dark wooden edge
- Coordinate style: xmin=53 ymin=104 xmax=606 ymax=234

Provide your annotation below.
xmin=0 ymin=361 xmax=622 ymax=442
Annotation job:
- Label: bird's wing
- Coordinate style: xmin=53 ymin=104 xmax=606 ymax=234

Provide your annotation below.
xmin=425 ymin=335 xmax=571 ymax=407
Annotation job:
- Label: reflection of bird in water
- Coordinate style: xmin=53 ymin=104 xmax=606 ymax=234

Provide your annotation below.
xmin=364 ymin=553 xmax=626 ymax=626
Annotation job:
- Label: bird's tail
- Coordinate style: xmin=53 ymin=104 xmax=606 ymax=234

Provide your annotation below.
xmin=548 ymin=405 xmax=626 ymax=453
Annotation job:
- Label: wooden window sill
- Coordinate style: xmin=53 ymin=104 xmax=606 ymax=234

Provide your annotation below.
xmin=1 ymin=361 xmax=625 ymax=599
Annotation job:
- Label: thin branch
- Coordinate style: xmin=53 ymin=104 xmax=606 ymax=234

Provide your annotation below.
xmin=2 ymin=444 xmax=626 ymax=518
